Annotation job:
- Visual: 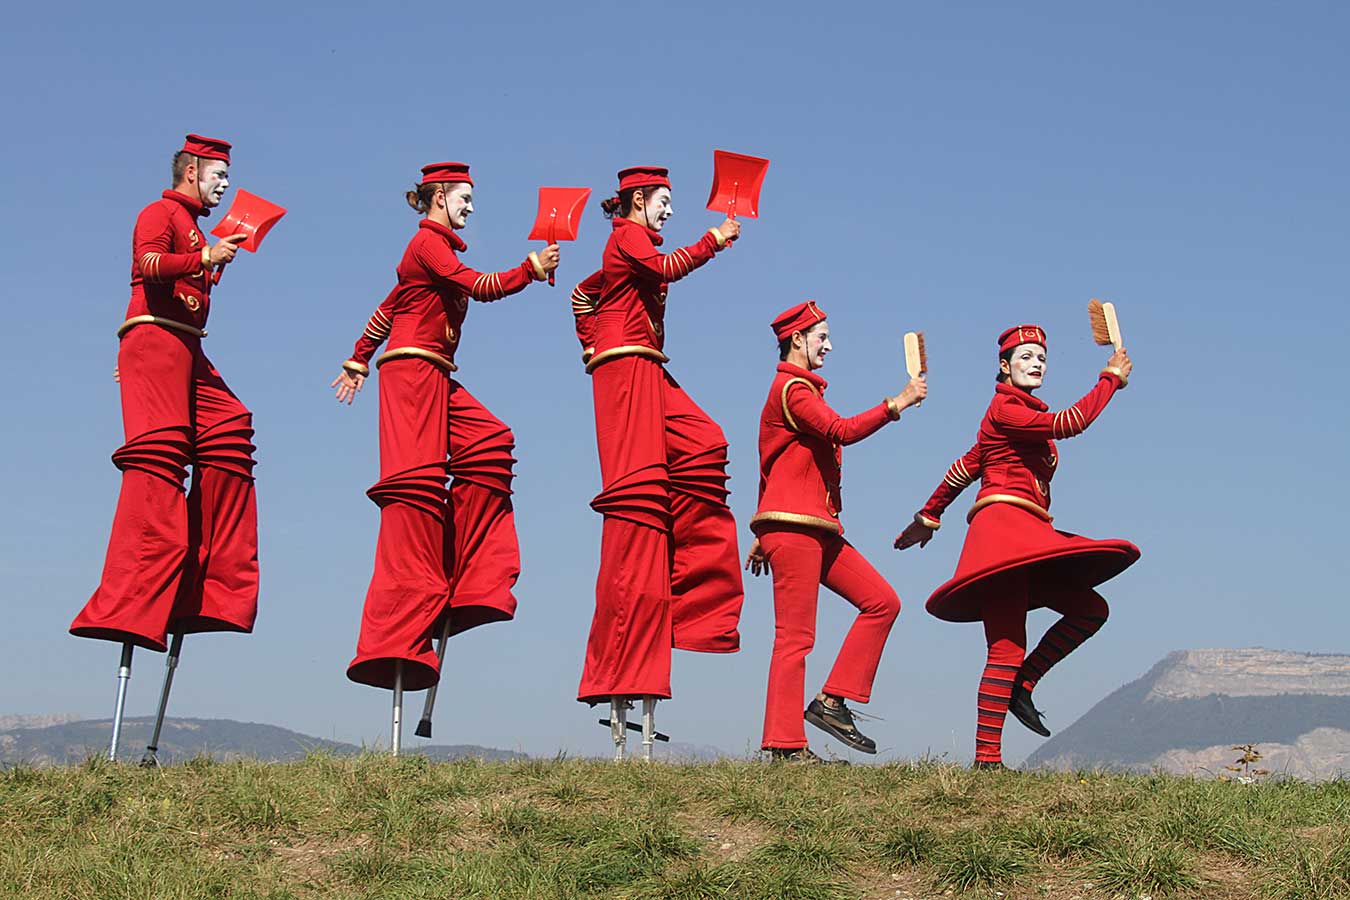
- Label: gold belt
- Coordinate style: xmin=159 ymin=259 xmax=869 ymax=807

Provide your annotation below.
xmin=749 ymin=510 xmax=843 ymax=535
xmin=585 ymin=345 xmax=670 ymax=374
xmin=375 ymin=347 xmax=458 ymax=373
xmin=117 ymin=315 xmax=206 ymax=339
xmin=967 ymin=494 xmax=1054 ymax=524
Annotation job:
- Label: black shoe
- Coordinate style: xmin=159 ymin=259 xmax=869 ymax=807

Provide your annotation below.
xmin=972 ymin=760 xmax=1007 ymax=771
xmin=1009 ymin=685 xmax=1051 ymax=737
xmin=768 ymin=746 xmax=824 ymax=764
xmin=804 ymin=697 xmax=877 ymax=754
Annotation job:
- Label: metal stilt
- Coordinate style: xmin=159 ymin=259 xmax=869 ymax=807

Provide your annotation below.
xmin=415 ymin=617 xmax=452 ymax=739
xmin=391 ymin=660 xmax=404 ymax=757
xmin=107 ymin=643 xmax=134 ymax=762
xmin=641 ymin=697 xmax=657 ymax=762
xmin=141 ymin=631 xmax=184 ymax=767
xmin=611 ymin=697 xmax=628 ymax=762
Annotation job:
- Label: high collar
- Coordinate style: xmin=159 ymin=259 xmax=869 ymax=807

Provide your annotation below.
xmin=777 ymin=361 xmax=827 ymax=391
xmin=995 ymin=381 xmax=1047 ymax=411
xmin=163 ymin=189 xmax=207 ymax=218
xmin=612 ymin=215 xmax=663 ymax=246
xmin=420 ymin=218 xmax=468 ymax=252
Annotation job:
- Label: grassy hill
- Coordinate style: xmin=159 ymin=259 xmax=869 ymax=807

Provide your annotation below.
xmin=3 ymin=755 xmax=1348 ymax=899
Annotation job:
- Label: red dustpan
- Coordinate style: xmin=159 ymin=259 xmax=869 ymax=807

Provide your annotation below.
xmin=706 ymin=150 xmax=769 ymax=219
xmin=528 ymin=186 xmax=591 ymax=286
xmin=210 ymin=188 xmax=287 ymax=252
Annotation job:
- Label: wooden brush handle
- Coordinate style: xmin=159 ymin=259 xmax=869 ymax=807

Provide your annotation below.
xmin=1103 ymin=302 xmax=1122 ymax=350
xmin=903 ymin=332 xmax=922 ymax=378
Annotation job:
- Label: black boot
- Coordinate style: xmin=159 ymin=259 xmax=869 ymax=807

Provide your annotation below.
xmin=768 ymin=746 xmax=824 ymax=764
xmin=1008 ymin=684 xmax=1051 ymax=737
xmin=804 ymin=697 xmax=877 ymax=754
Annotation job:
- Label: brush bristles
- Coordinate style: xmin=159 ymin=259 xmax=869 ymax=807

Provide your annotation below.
xmin=1087 ymin=299 xmax=1113 ymax=346
xmin=916 ymin=332 xmax=928 ymax=373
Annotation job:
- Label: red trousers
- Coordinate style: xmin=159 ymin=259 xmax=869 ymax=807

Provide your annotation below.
xmin=976 ymin=577 xmax=1109 ymax=762
xmin=578 ymin=356 xmax=743 ymax=702
xmin=72 ymin=325 xmax=258 ymax=652
xmin=347 ymin=359 xmax=519 ymax=691
xmin=758 ymin=525 xmax=900 ymax=749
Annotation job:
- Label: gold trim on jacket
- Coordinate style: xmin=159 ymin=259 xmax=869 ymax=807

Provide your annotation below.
xmin=750 ymin=510 xmax=843 ymax=535
xmin=967 ymin=493 xmax=1054 ymax=524
xmin=375 ymin=346 xmax=458 ymax=373
xmin=585 ymin=345 xmax=670 ymax=373
xmin=117 ymin=315 xmax=206 ymax=339
xmin=779 ymin=377 xmax=820 ymax=432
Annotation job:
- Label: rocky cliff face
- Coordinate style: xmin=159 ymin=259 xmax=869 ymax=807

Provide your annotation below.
xmin=1024 ymin=649 xmax=1350 ymax=780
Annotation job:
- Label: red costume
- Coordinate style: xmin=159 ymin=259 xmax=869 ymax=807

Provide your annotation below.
xmin=912 ymin=324 xmax=1138 ymax=764
xmin=753 ymin=302 xmax=902 ymax=750
xmin=344 ymin=162 xmax=546 ymax=691
xmin=574 ymin=166 xmax=744 ymax=704
xmin=73 ymin=135 xmax=258 ymax=652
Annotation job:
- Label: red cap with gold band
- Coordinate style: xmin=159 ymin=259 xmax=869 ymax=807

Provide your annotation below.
xmin=182 ymin=134 xmax=231 ymax=164
xmin=771 ymin=301 xmax=827 ymax=341
xmin=998 ymin=324 xmax=1047 ymax=353
xmin=421 ymin=162 xmax=473 ymax=186
xmin=617 ymin=166 xmax=671 ymax=192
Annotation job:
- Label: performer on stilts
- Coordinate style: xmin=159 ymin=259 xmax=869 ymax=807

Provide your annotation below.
xmin=894 ymin=324 xmax=1137 ymax=768
xmin=332 ymin=162 xmax=558 ymax=754
xmin=572 ymin=166 xmax=744 ymax=760
xmin=745 ymin=302 xmax=926 ymax=762
xmin=72 ymin=134 xmax=259 ymax=764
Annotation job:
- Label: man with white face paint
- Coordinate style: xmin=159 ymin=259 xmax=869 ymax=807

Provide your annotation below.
xmin=73 ymin=134 xmax=259 ymax=759
xmin=575 ymin=165 xmax=743 ymax=759
xmin=747 ymin=301 xmax=926 ymax=762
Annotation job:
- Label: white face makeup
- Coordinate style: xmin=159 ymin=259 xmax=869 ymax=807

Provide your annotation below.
xmin=1002 ymin=342 xmax=1047 ymax=390
xmin=196 ymin=159 xmax=230 ymax=208
xmin=803 ymin=322 xmax=832 ymax=370
xmin=443 ymin=183 xmax=474 ymax=228
xmin=640 ymin=187 xmax=673 ymax=231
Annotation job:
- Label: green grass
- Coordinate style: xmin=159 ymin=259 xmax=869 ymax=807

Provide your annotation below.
xmin=1 ymin=755 xmax=1346 ymax=899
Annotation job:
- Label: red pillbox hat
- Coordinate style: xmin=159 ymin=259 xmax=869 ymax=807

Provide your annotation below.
xmin=998 ymin=324 xmax=1047 ymax=353
xmin=182 ymin=134 xmax=231 ymax=164
xmin=771 ymin=301 xmax=827 ymax=341
xmin=421 ymin=162 xmax=473 ymax=186
xmin=617 ymin=166 xmax=671 ymax=192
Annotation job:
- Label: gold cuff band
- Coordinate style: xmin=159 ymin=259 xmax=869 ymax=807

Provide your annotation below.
xmin=885 ymin=397 xmax=903 ymax=420
xmin=342 ymin=360 xmax=370 ymax=377
xmin=708 ymin=227 xmax=727 ymax=248
xmin=201 ymin=246 xmax=212 ymax=269
xmin=1101 ymin=365 xmax=1128 ymax=388
xmin=967 ymin=494 xmax=1053 ymax=524
xmin=915 ymin=512 xmax=941 ymax=530
xmin=117 ymin=315 xmax=206 ymax=339
xmin=584 ymin=345 xmax=670 ymax=373
xmin=528 ymin=251 xmax=547 ymax=281
xmin=375 ymin=346 xmax=458 ymax=373
xmin=750 ymin=511 xmax=842 ymax=535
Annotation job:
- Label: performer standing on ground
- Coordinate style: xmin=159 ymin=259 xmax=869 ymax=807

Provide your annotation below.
xmin=575 ymin=166 xmax=744 ymax=735
xmin=894 ymin=325 xmax=1137 ymax=768
xmin=745 ymin=302 xmax=926 ymax=762
xmin=333 ymin=162 xmax=558 ymax=698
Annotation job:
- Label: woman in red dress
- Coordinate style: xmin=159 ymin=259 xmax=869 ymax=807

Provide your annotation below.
xmin=894 ymin=325 xmax=1137 ymax=768
xmin=747 ymin=302 xmax=926 ymax=761
xmin=332 ymin=162 xmax=558 ymax=699
xmin=575 ymin=166 xmax=744 ymax=745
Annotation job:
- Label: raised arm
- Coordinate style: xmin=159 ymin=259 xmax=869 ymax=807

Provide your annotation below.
xmin=993 ymin=357 xmax=1129 ymax=442
xmin=414 ymin=240 xmax=548 ymax=302
xmin=784 ymin=382 xmax=894 ymax=446
xmin=614 ymin=223 xmax=730 ymax=284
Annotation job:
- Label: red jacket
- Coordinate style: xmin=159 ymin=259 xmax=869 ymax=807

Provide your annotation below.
xmin=587 ymin=218 xmax=725 ymax=370
xmin=345 ymin=220 xmax=542 ymax=373
xmin=125 ymin=190 xmax=214 ymax=330
xmin=752 ymin=363 xmax=895 ymax=535
xmin=917 ymin=372 xmax=1124 ymax=528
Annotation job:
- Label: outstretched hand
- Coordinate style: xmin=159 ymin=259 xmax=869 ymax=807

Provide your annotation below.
xmin=331 ymin=369 xmax=365 ymax=405
xmin=1107 ymin=347 xmax=1132 ymax=380
xmin=744 ymin=538 xmax=768 ymax=577
xmin=537 ymin=243 xmax=561 ymax=273
xmin=894 ymin=521 xmax=934 ymax=551
xmin=717 ymin=217 xmax=741 ymax=244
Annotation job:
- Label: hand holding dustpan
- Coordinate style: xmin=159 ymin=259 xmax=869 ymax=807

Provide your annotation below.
xmin=528 ymin=186 xmax=590 ymax=286
xmin=208 ymin=188 xmax=287 ymax=284
xmin=705 ymin=149 xmax=769 ymax=244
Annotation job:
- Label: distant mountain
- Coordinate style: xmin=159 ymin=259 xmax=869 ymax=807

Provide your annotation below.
xmin=0 ymin=716 xmax=526 ymax=766
xmin=1024 ymin=649 xmax=1350 ymax=780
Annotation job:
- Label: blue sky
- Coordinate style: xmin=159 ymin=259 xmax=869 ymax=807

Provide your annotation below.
xmin=2 ymin=2 xmax=1347 ymax=764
